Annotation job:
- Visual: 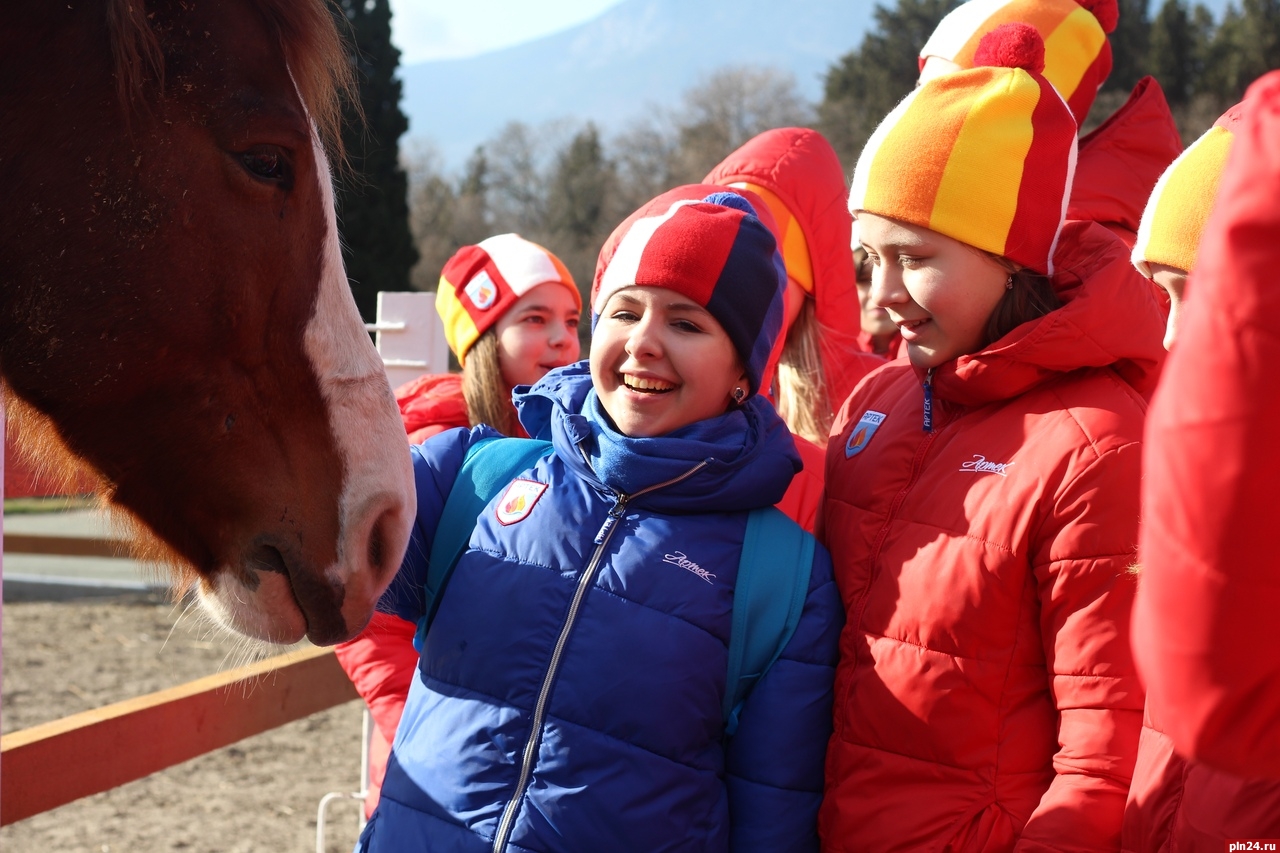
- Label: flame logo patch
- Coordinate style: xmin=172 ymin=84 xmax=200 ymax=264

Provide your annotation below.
xmin=465 ymin=270 xmax=498 ymax=310
xmin=845 ymin=410 xmax=887 ymax=458
xmin=495 ymin=478 xmax=547 ymax=525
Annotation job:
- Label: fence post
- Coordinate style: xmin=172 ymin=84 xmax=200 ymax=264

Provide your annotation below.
xmin=366 ymin=292 xmax=449 ymax=391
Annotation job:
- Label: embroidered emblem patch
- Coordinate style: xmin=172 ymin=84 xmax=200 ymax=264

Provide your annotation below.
xmin=845 ymin=410 xmax=887 ymax=458
xmin=464 ymin=270 xmax=497 ymax=310
xmin=495 ymin=479 xmax=547 ymax=525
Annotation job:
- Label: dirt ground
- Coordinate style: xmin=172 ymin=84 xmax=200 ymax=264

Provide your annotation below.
xmin=2 ymin=591 xmax=369 ymax=853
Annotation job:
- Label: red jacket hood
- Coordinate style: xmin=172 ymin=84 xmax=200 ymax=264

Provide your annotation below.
xmin=1069 ymin=77 xmax=1184 ymax=247
xmin=936 ymin=220 xmax=1167 ymax=406
xmin=704 ymin=128 xmax=865 ymax=408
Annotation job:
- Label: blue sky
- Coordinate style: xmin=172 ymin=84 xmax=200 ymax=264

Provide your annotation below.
xmin=388 ymin=0 xmax=626 ymax=64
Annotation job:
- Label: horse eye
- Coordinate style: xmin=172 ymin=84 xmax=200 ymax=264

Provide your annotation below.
xmin=240 ymin=147 xmax=293 ymax=189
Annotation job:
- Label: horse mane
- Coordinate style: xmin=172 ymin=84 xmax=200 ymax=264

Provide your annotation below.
xmin=105 ymin=0 xmax=357 ymax=163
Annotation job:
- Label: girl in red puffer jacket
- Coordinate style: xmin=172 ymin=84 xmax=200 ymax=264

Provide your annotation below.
xmin=1124 ymin=78 xmax=1280 ymax=852
xmin=820 ymin=25 xmax=1165 ymax=851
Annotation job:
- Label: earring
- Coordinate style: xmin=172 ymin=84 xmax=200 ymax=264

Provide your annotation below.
xmin=732 ymin=387 xmax=746 ymax=404
xmin=1005 ymin=274 xmax=1014 ymax=291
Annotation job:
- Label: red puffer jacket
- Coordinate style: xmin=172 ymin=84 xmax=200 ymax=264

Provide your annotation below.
xmin=820 ymin=221 xmax=1165 ymax=852
xmin=395 ymin=373 xmax=470 ymax=444
xmin=1133 ymin=70 xmax=1280 ymax=779
xmin=1123 ymin=699 xmax=1280 ymax=851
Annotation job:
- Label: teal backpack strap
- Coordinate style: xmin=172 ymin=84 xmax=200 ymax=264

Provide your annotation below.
xmin=723 ymin=506 xmax=816 ymax=736
xmin=413 ymin=437 xmax=554 ymax=652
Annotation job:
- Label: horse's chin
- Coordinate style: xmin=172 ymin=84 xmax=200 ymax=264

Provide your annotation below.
xmin=198 ymin=572 xmax=312 ymax=646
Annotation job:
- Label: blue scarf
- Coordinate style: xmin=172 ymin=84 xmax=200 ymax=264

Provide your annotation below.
xmin=515 ymin=362 xmax=799 ymax=515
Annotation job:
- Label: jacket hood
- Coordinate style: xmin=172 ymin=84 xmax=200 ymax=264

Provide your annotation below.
xmin=1069 ymin=76 xmax=1184 ymax=247
xmin=704 ymin=128 xmax=864 ymax=408
xmin=515 ymin=361 xmax=800 ymax=513
xmin=935 ymin=220 xmax=1166 ymax=406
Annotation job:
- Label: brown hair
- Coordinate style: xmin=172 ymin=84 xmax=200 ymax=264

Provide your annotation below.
xmin=981 ymin=255 xmax=1063 ymax=348
xmin=774 ymin=299 xmax=833 ymax=445
xmin=462 ymin=330 xmax=521 ymax=436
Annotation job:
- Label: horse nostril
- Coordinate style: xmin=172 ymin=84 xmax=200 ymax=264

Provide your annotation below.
xmin=248 ymin=543 xmax=289 ymax=577
xmin=367 ymin=512 xmax=386 ymax=575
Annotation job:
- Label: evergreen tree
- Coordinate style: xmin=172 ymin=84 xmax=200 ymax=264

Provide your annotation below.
xmin=1235 ymin=0 xmax=1280 ymax=94
xmin=1148 ymin=0 xmax=1199 ymax=105
xmin=333 ymin=0 xmax=418 ymax=322
xmin=451 ymin=146 xmax=491 ymax=247
xmin=546 ymin=123 xmax=612 ymax=249
xmin=817 ymin=0 xmax=960 ymax=168
xmin=1106 ymin=0 xmax=1151 ymax=92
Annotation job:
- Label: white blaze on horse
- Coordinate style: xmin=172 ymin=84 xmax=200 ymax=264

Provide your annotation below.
xmin=0 ymin=0 xmax=415 ymax=646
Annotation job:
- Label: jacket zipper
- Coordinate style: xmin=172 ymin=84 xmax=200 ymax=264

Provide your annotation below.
xmin=491 ymin=458 xmax=709 ymax=852
xmin=922 ymin=367 xmax=935 ymax=433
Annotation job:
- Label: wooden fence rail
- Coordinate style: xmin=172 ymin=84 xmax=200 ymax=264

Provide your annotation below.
xmin=3 ymin=533 xmax=129 ymax=558
xmin=1 ymin=631 xmax=358 ymax=825
xmin=2 ymin=528 xmax=363 ymax=825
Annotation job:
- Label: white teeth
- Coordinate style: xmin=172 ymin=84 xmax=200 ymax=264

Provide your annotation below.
xmin=624 ymin=375 xmax=676 ymax=392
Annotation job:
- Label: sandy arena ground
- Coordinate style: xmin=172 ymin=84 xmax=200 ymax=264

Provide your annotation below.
xmin=2 ymin=592 xmax=369 ymax=853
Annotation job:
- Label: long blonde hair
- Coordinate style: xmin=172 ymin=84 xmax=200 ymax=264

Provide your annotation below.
xmin=774 ymin=299 xmax=832 ymax=445
xmin=461 ymin=330 xmax=521 ymax=437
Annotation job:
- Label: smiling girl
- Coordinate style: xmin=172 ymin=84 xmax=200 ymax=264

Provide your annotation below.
xmin=819 ymin=26 xmax=1165 ymax=850
xmin=398 ymin=233 xmax=582 ymax=442
xmin=356 ymin=189 xmax=840 ymax=852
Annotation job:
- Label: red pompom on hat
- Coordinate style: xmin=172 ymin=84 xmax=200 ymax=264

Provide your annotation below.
xmin=919 ymin=0 xmax=1116 ymax=125
xmin=973 ymin=23 xmax=1046 ymax=73
xmin=1077 ymin=0 xmax=1119 ymax=33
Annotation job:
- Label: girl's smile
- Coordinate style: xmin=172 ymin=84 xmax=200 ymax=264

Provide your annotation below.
xmin=591 ymin=287 xmax=747 ymax=437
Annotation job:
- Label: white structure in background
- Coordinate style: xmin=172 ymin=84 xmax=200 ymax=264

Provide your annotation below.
xmin=366 ymin=291 xmax=450 ymax=390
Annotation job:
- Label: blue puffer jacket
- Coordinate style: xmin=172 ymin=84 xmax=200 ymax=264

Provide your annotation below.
xmin=357 ymin=362 xmax=841 ymax=853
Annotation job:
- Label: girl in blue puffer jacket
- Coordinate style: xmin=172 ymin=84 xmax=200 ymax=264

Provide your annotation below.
xmin=355 ymin=187 xmax=842 ymax=853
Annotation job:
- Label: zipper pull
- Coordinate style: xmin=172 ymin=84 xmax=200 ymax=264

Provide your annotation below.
xmin=594 ymin=495 xmax=629 ymax=544
xmin=922 ymin=368 xmax=934 ymax=433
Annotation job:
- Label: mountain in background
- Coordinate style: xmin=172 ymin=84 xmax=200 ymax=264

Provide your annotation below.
xmin=397 ymin=0 xmax=1234 ymax=171
xmin=398 ymin=0 xmax=876 ymax=169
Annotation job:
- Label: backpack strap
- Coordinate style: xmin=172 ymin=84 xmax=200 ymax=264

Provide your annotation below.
xmin=723 ymin=506 xmax=816 ymax=736
xmin=413 ymin=436 xmax=554 ymax=652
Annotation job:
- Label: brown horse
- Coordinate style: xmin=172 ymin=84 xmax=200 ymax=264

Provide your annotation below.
xmin=0 ymin=0 xmax=416 ymax=646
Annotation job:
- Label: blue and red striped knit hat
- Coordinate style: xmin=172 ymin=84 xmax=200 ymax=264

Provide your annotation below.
xmin=591 ymin=186 xmax=787 ymax=397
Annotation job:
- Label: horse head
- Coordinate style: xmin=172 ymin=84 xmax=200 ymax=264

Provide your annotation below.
xmin=0 ymin=0 xmax=415 ymax=645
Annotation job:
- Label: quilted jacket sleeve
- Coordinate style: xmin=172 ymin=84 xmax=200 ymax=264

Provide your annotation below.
xmin=1018 ymin=443 xmax=1145 ymax=852
xmin=725 ymin=545 xmax=843 ymax=853
xmin=377 ymin=426 xmax=497 ymax=625
xmin=1134 ymin=71 xmax=1280 ymax=777
xmin=334 ymin=427 xmax=490 ymax=739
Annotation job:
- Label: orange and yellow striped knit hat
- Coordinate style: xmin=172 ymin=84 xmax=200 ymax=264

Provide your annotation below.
xmin=850 ymin=24 xmax=1078 ymax=276
xmin=919 ymin=0 xmax=1117 ymax=126
xmin=435 ymin=233 xmax=580 ymax=364
xmin=1131 ymin=102 xmax=1248 ymax=278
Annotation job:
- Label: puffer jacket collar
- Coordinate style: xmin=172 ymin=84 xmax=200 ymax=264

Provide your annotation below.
xmin=932 ymin=220 xmax=1166 ymax=408
xmin=515 ymin=361 xmax=800 ymax=514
